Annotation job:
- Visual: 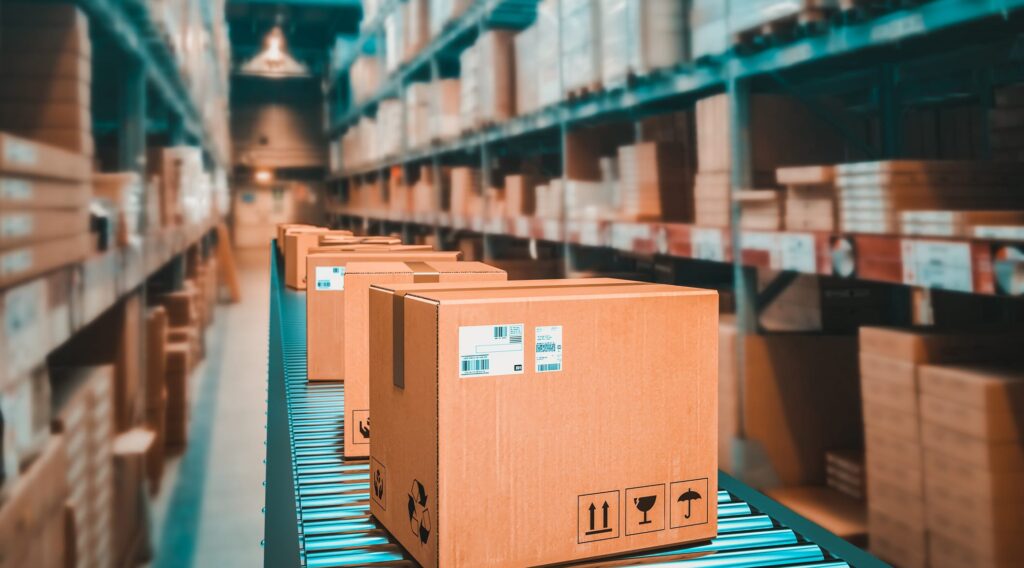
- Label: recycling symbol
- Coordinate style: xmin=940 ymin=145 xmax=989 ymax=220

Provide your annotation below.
xmin=407 ymin=479 xmax=431 ymax=545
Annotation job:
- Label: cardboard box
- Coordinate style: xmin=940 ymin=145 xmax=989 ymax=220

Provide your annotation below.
xmin=0 ymin=132 xmax=90 ymax=181
xmin=0 ymin=434 xmax=67 ymax=568
xmin=305 ymin=251 xmax=462 ymax=381
xmin=859 ymin=326 xmax=1024 ymax=364
xmin=858 ymin=353 xmax=917 ymax=412
xmin=922 ymin=421 xmax=1024 ymax=471
xmin=283 ymin=228 xmax=358 ymax=289
xmin=11 ymin=127 xmax=93 ymax=157
xmin=275 ymin=223 xmax=318 ymax=253
xmin=0 ymin=176 xmax=90 ymax=210
xmin=868 ymin=507 xmax=928 ymax=568
xmin=920 ymin=394 xmax=1021 ymax=441
xmin=112 ymin=429 xmax=153 ymax=566
xmin=919 ymin=363 xmax=1024 ymax=416
xmin=924 ymin=453 xmax=1024 ymax=526
xmin=370 ymin=282 xmax=718 ymax=567
xmin=0 ymin=231 xmax=91 ymax=289
xmin=0 ymin=209 xmax=89 ymax=250
xmin=335 ymin=261 xmax=508 ymax=457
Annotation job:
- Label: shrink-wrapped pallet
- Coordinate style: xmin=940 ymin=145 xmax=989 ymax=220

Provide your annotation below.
xmin=536 ymin=0 xmax=562 ymax=107
xmin=560 ymin=0 xmax=602 ymax=95
xmin=515 ymin=24 xmax=539 ymax=115
xmin=600 ymin=0 xmax=689 ymax=87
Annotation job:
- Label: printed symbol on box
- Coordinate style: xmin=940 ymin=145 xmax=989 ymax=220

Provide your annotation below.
xmin=407 ymin=479 xmax=431 ymax=545
xmin=625 ymin=484 xmax=665 ymax=536
xmin=670 ymin=478 xmax=709 ymax=529
xmin=370 ymin=457 xmax=386 ymax=510
xmin=353 ymin=409 xmax=370 ymax=444
xmin=578 ymin=490 xmax=619 ymax=543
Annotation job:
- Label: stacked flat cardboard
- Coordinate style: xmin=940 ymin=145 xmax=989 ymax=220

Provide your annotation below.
xmin=0 ymin=3 xmax=94 ymax=157
xmin=825 ymin=449 xmax=865 ymax=500
xmin=900 ymin=210 xmax=1024 ymax=238
xmin=0 ymin=133 xmax=92 ymax=289
xmin=778 ymin=165 xmax=838 ymax=232
xmin=561 ymin=0 xmax=603 ymax=94
xmin=534 ymin=180 xmax=565 ymax=219
xmin=51 ymin=366 xmax=116 ymax=568
xmin=918 ymin=364 xmax=1024 ymax=568
xmin=0 ymin=434 xmax=68 ymax=568
xmin=564 ymin=180 xmax=614 ymax=220
xmin=617 ymin=142 xmax=693 ymax=221
xmin=737 ymin=189 xmax=785 ymax=230
xmin=514 ymin=25 xmax=538 ymax=115
xmin=536 ymin=0 xmax=562 ymax=108
xmin=339 ymin=262 xmax=507 ymax=458
xmin=600 ymin=0 xmax=689 ymax=87
xmin=304 ymin=250 xmax=462 ymax=381
xmin=459 ymin=31 xmax=515 ymax=130
xmin=370 ymin=280 xmax=717 ymax=566
xmin=859 ymin=327 xmax=1023 ymax=568
xmin=836 ymin=161 xmax=1024 ymax=234
xmin=449 ymin=167 xmax=480 ymax=216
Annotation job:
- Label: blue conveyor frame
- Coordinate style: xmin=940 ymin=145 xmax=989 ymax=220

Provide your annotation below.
xmin=263 ymin=244 xmax=887 ymax=568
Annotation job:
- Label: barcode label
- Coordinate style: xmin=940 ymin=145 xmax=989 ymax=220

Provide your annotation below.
xmin=459 ymin=323 xmax=525 ymax=378
xmin=314 ymin=266 xmax=345 ymax=291
xmin=535 ymin=326 xmax=563 ymax=373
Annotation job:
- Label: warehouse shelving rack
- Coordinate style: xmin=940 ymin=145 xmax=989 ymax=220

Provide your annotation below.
xmin=263 ymin=243 xmax=886 ymax=567
xmin=321 ymin=0 xmax=1024 ymax=513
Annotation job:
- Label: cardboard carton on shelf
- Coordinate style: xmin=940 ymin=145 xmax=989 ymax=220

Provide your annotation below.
xmin=340 ymin=261 xmax=508 ymax=458
xmin=164 ymin=343 xmax=191 ymax=452
xmin=0 ymin=209 xmax=90 ymax=250
xmin=304 ymin=250 xmax=462 ymax=382
xmin=868 ymin=507 xmax=928 ymax=568
xmin=504 ymin=175 xmax=539 ymax=217
xmin=283 ymin=227 xmax=362 ymax=290
xmin=370 ymin=282 xmax=718 ymax=567
xmin=0 ymin=175 xmax=90 ymax=210
xmin=0 ymin=434 xmax=68 ymax=568
xmin=111 ymin=429 xmax=154 ymax=566
xmin=0 ymin=132 xmax=91 ymax=181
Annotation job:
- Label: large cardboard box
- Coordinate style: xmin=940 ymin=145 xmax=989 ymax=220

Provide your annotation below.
xmin=0 ymin=176 xmax=90 ymax=210
xmin=0 ymin=208 xmax=89 ymax=250
xmin=305 ymin=250 xmax=462 ymax=381
xmin=370 ymin=282 xmax=718 ymax=566
xmin=283 ymin=228 xmax=369 ymax=289
xmin=0 ymin=434 xmax=67 ymax=568
xmin=0 ymin=231 xmax=91 ymax=289
xmin=338 ymin=261 xmax=507 ymax=457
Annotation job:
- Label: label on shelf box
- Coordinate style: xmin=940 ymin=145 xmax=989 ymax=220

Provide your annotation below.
xmin=901 ymin=240 xmax=973 ymax=293
xmin=0 ymin=214 xmax=32 ymax=239
xmin=0 ymin=179 xmax=32 ymax=202
xmin=3 ymin=139 xmax=38 ymax=166
xmin=535 ymin=326 xmax=563 ymax=373
xmin=459 ymin=324 xmax=524 ymax=378
xmin=315 ymin=266 xmax=346 ymax=291
xmin=691 ymin=228 xmax=725 ymax=262
xmin=779 ymin=233 xmax=817 ymax=273
xmin=0 ymin=249 xmax=31 ymax=276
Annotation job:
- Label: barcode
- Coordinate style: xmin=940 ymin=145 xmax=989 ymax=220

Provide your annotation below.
xmin=510 ymin=327 xmax=522 ymax=344
xmin=317 ymin=280 xmax=331 ymax=289
xmin=461 ymin=357 xmax=489 ymax=374
xmin=493 ymin=326 xmax=507 ymax=339
xmin=536 ymin=342 xmax=557 ymax=353
xmin=538 ymin=363 xmax=561 ymax=372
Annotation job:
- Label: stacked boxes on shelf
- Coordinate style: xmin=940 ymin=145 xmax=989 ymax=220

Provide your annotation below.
xmin=917 ymin=364 xmax=1024 ymax=567
xmin=0 ymin=134 xmax=92 ymax=289
xmin=0 ymin=434 xmax=68 ymax=567
xmin=837 ymin=161 xmax=1024 ymax=234
xmin=93 ymin=172 xmax=144 ymax=245
xmin=599 ymin=0 xmax=690 ymax=88
xmin=405 ymin=80 xmax=461 ymax=149
xmin=858 ymin=327 xmax=1021 ymax=568
xmin=825 ymin=449 xmax=865 ymax=501
xmin=505 ymin=174 xmax=540 ymax=218
xmin=459 ymin=31 xmax=515 ymax=131
xmin=536 ymin=0 xmax=563 ymax=108
xmin=349 ymin=56 xmax=382 ymax=106
xmin=777 ymin=165 xmax=839 ymax=232
xmin=402 ymin=0 xmax=430 ymax=61
xmin=51 ymin=366 xmax=116 ymax=568
xmin=617 ymin=142 xmax=693 ymax=221
xmin=560 ymin=0 xmax=603 ymax=95
xmin=514 ymin=25 xmax=538 ymax=115
xmin=0 ymin=3 xmax=94 ymax=157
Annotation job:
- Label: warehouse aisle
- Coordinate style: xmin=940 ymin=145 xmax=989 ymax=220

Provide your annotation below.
xmin=151 ymin=248 xmax=270 ymax=568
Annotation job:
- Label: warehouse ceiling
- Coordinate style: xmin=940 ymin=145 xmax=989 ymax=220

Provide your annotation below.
xmin=227 ymin=0 xmax=362 ymax=77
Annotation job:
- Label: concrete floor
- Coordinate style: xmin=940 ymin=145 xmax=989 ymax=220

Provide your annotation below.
xmin=150 ymin=248 xmax=271 ymax=568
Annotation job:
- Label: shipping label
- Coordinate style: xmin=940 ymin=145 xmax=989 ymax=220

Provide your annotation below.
xmin=0 ymin=179 xmax=32 ymax=202
xmin=458 ymin=324 xmax=524 ymax=378
xmin=535 ymin=325 xmax=563 ymax=373
xmin=314 ymin=266 xmax=345 ymax=291
xmin=0 ymin=214 xmax=33 ymax=239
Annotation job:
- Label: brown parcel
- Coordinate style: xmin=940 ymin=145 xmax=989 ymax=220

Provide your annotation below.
xmin=304 ymin=250 xmax=462 ymax=381
xmin=370 ymin=283 xmax=718 ymax=567
xmin=0 ymin=176 xmax=91 ymax=210
xmin=0 ymin=132 xmax=92 ymax=181
xmin=0 ymin=209 xmax=89 ymax=250
xmin=282 ymin=227 xmax=350 ymax=289
xmin=275 ymin=223 xmax=319 ymax=254
xmin=340 ymin=261 xmax=508 ymax=458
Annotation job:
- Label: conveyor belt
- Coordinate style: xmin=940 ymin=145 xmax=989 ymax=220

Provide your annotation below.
xmin=266 ymin=248 xmax=885 ymax=568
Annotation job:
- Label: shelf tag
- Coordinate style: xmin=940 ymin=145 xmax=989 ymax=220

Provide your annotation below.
xmin=901 ymin=240 xmax=973 ymax=293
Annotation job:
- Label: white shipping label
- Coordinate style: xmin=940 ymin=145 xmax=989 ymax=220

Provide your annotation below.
xmin=0 ymin=179 xmax=32 ymax=201
xmin=0 ymin=214 xmax=33 ymax=239
xmin=901 ymin=240 xmax=973 ymax=293
xmin=0 ymin=249 xmax=31 ymax=276
xmin=315 ymin=266 xmax=345 ymax=291
xmin=4 ymin=139 xmax=38 ymax=165
xmin=459 ymin=324 xmax=524 ymax=378
xmin=780 ymin=233 xmax=817 ymax=273
xmin=535 ymin=326 xmax=563 ymax=373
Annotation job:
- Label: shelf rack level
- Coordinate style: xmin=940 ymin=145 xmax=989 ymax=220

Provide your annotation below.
xmin=264 ymin=243 xmax=886 ymax=568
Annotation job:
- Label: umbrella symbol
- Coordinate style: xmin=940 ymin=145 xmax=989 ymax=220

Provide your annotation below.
xmin=677 ymin=488 xmax=702 ymax=519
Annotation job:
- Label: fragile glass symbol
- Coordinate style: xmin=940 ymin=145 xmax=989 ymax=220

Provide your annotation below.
xmin=634 ymin=495 xmax=657 ymax=525
xmin=585 ymin=501 xmax=612 ymax=535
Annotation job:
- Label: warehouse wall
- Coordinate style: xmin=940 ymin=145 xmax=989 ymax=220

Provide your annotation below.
xmin=231 ymin=77 xmax=326 ymax=169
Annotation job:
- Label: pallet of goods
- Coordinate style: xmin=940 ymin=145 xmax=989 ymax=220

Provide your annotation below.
xmin=600 ymin=0 xmax=689 ymax=88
